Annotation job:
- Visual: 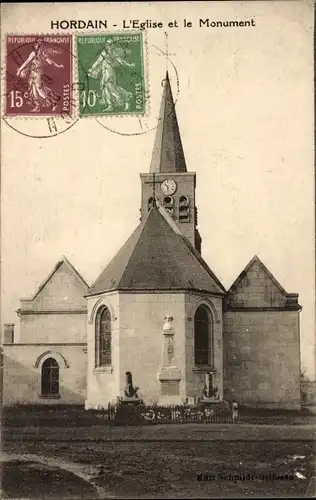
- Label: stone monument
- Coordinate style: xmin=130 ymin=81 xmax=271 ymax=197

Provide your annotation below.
xmin=201 ymin=371 xmax=220 ymax=401
xmin=158 ymin=315 xmax=182 ymax=406
xmin=199 ymin=371 xmax=229 ymax=411
xmin=120 ymin=371 xmax=142 ymax=405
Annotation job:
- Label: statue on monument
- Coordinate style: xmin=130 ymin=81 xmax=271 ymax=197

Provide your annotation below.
xmin=163 ymin=315 xmax=174 ymax=331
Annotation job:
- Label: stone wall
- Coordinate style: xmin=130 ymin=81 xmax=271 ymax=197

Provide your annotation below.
xmin=2 ymin=344 xmax=87 ymax=406
xmin=301 ymin=379 xmax=316 ymax=405
xmin=85 ymin=290 xmax=225 ymax=408
xmin=20 ymin=260 xmax=88 ymax=313
xmin=18 ymin=260 xmax=88 ymax=344
xmin=2 ymin=258 xmax=89 ymax=406
xmin=228 ymin=259 xmax=287 ymax=309
xmin=184 ymin=294 xmax=224 ymax=400
xmin=85 ymin=292 xmax=120 ymax=409
xmin=223 ymin=310 xmax=301 ymax=409
xmin=85 ymin=291 xmax=188 ymax=408
xmin=18 ymin=313 xmax=87 ymax=344
xmin=119 ymin=292 xmax=187 ymax=405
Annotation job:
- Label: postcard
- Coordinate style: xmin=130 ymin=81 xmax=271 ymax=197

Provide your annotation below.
xmin=1 ymin=1 xmax=315 ymax=499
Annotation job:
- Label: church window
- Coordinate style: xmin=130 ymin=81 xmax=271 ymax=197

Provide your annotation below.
xmin=148 ymin=197 xmax=155 ymax=211
xmin=179 ymin=196 xmax=190 ymax=222
xmin=194 ymin=305 xmax=213 ymax=366
xmin=41 ymin=358 xmax=59 ymax=397
xmin=163 ymin=196 xmax=174 ymax=214
xmin=148 ymin=197 xmax=159 ymax=211
xmin=95 ymin=306 xmax=112 ymax=367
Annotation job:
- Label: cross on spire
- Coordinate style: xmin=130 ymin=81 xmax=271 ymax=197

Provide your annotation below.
xmin=156 ymin=32 xmax=176 ymax=74
xmin=164 ymin=32 xmax=169 ymax=72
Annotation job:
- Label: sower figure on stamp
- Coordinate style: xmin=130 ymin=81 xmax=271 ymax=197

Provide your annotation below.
xmin=88 ymin=39 xmax=135 ymax=112
xmin=16 ymin=39 xmax=64 ymax=112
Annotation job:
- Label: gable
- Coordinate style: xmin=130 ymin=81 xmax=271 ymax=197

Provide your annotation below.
xmin=227 ymin=257 xmax=289 ymax=309
xmin=21 ymin=259 xmax=88 ymax=312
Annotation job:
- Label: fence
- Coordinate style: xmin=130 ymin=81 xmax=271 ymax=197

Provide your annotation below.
xmin=1 ymin=402 xmax=239 ymax=427
xmin=109 ymin=403 xmax=238 ymax=426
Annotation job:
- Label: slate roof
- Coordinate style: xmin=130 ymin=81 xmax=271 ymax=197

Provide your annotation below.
xmin=86 ymin=205 xmax=225 ymax=297
xmin=149 ymin=71 xmax=187 ymax=174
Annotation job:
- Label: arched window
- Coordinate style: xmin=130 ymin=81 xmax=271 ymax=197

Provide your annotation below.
xmin=41 ymin=358 xmax=59 ymax=396
xmin=179 ymin=196 xmax=190 ymax=222
xmin=148 ymin=197 xmax=155 ymax=211
xmin=194 ymin=305 xmax=213 ymax=366
xmin=163 ymin=196 xmax=174 ymax=214
xmin=148 ymin=197 xmax=160 ymax=211
xmin=95 ymin=306 xmax=112 ymax=367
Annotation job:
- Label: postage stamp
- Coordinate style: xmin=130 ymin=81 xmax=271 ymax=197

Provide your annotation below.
xmin=76 ymin=32 xmax=146 ymax=117
xmin=5 ymin=35 xmax=73 ymax=117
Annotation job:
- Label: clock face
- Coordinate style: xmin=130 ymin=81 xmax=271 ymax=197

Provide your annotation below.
xmin=161 ymin=179 xmax=177 ymax=195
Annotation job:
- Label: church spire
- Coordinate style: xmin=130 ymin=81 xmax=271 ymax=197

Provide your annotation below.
xmin=149 ymin=71 xmax=187 ymax=174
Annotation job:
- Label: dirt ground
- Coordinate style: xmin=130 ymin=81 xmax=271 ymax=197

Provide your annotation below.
xmin=2 ymin=431 xmax=315 ymax=498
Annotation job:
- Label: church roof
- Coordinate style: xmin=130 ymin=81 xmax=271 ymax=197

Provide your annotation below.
xmin=86 ymin=206 xmax=225 ymax=297
xmin=149 ymin=71 xmax=187 ymax=174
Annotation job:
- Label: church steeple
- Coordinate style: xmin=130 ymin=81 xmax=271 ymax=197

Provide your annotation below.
xmin=140 ymin=72 xmax=201 ymax=252
xmin=149 ymin=71 xmax=187 ymax=174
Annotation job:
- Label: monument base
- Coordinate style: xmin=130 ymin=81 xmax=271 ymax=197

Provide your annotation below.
xmin=120 ymin=397 xmax=142 ymax=406
xmin=158 ymin=395 xmax=183 ymax=406
xmin=198 ymin=398 xmax=230 ymax=410
xmin=200 ymin=396 xmax=221 ymax=403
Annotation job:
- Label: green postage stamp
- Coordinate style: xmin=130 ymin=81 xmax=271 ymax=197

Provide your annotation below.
xmin=76 ymin=32 xmax=145 ymax=117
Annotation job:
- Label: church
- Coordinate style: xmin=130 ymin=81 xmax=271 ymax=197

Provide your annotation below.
xmin=2 ymin=73 xmax=302 ymax=410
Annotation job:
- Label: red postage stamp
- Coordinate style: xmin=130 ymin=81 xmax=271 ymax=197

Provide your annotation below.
xmin=5 ymin=35 xmax=73 ymax=117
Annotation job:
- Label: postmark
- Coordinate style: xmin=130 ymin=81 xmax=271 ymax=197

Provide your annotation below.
xmin=93 ymin=40 xmax=179 ymax=137
xmin=5 ymin=35 xmax=74 ymax=118
xmin=76 ymin=32 xmax=146 ymax=117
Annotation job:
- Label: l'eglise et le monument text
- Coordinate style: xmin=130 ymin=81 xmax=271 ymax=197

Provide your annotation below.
xmin=2 ymin=73 xmax=301 ymax=410
xmin=49 ymin=18 xmax=256 ymax=30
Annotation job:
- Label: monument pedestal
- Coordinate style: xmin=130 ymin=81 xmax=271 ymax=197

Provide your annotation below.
xmin=120 ymin=397 xmax=142 ymax=406
xmin=158 ymin=316 xmax=183 ymax=406
xmin=118 ymin=371 xmax=142 ymax=406
xmin=115 ymin=371 xmax=144 ymax=424
xmin=159 ymin=366 xmax=182 ymax=406
xmin=198 ymin=398 xmax=230 ymax=411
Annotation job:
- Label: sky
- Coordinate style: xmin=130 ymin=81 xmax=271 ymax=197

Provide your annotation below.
xmin=1 ymin=1 xmax=315 ymax=379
